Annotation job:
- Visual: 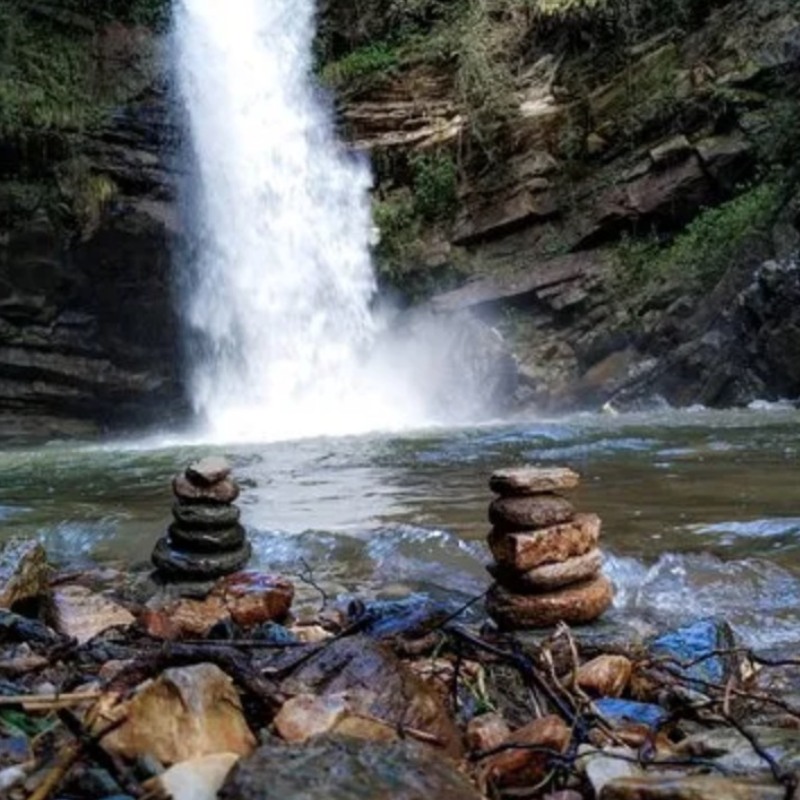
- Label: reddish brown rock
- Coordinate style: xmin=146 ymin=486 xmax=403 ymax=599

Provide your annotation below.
xmin=486 ymin=576 xmax=614 ymax=630
xmin=211 ymin=572 xmax=294 ymax=627
xmin=140 ymin=595 xmax=230 ymax=640
xmin=488 ymin=549 xmax=603 ymax=592
xmin=186 ymin=456 xmax=233 ymax=486
xmin=488 ymin=514 xmax=601 ymax=572
xmin=173 ymin=475 xmax=240 ymax=505
xmin=480 ymin=715 xmax=571 ymax=788
xmin=489 ymin=466 xmax=580 ymax=497
xmin=488 ymin=494 xmax=575 ymax=532
xmin=576 ymin=655 xmax=632 ymax=698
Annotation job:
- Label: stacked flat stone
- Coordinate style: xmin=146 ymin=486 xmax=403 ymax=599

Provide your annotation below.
xmin=152 ymin=456 xmax=252 ymax=580
xmin=484 ymin=466 xmax=613 ymax=630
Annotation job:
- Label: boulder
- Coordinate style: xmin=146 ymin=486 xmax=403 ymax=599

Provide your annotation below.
xmin=93 ymin=663 xmax=256 ymax=764
xmin=488 ymin=549 xmax=603 ymax=592
xmin=487 ymin=576 xmax=613 ymax=629
xmin=489 ymin=467 xmax=581 ymax=496
xmin=218 ymin=738 xmax=483 ymax=800
xmin=49 ymin=585 xmax=135 ymax=644
xmin=488 ymin=494 xmax=575 ymax=532
xmin=186 ymin=457 xmax=233 ymax=486
xmin=172 ymin=475 xmax=240 ymax=505
xmin=479 ymin=715 xmax=571 ymax=788
xmin=0 ymin=540 xmax=50 ymax=610
xmin=172 ymin=503 xmax=241 ymax=530
xmin=487 ymin=514 xmax=601 ymax=572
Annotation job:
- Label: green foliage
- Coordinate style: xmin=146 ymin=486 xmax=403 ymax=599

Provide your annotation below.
xmin=321 ymin=43 xmax=400 ymax=88
xmin=55 ymin=157 xmax=118 ymax=238
xmin=614 ymin=182 xmax=780 ymax=292
xmin=410 ymin=152 xmax=458 ymax=220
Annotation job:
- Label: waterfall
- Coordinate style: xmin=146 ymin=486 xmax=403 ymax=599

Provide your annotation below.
xmin=172 ymin=0 xmax=432 ymax=441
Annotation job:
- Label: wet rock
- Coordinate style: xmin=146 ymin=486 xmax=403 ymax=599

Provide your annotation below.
xmin=480 ymin=715 xmax=571 ymax=788
xmin=352 ymin=596 xmax=449 ymax=639
xmin=274 ymin=694 xmax=348 ymax=743
xmin=601 ymin=774 xmax=785 ymax=799
xmin=0 ymin=540 xmax=49 ymax=610
xmin=488 ymin=514 xmax=602 ymax=572
xmin=488 ymin=494 xmax=575 ymax=532
xmin=576 ymin=655 xmax=633 ymax=698
xmin=0 ymin=610 xmax=63 ymax=645
xmin=93 ymin=663 xmax=256 ymax=764
xmin=466 ymin=713 xmax=511 ymax=754
xmin=169 ymin=523 xmax=247 ymax=552
xmin=577 ymin=746 xmax=643 ymax=796
xmin=288 ymin=624 xmax=332 ymax=643
xmin=172 ymin=502 xmax=241 ymax=530
xmin=211 ymin=572 xmax=294 ymax=627
xmin=140 ymin=595 xmax=229 ymax=639
xmin=141 ymin=752 xmax=240 ymax=800
xmin=49 ymin=585 xmax=135 ymax=645
xmin=487 ymin=576 xmax=613 ymax=629
xmin=152 ymin=537 xmax=252 ymax=579
xmin=172 ymin=475 xmax=240 ymax=505
xmin=186 ymin=457 xmax=232 ymax=487
xmin=280 ymin=635 xmax=461 ymax=756
xmin=676 ymin=727 xmax=800 ymax=776
xmin=649 ymin=618 xmax=738 ymax=688
xmin=218 ymin=737 xmax=483 ymax=800
xmin=489 ymin=467 xmax=580 ymax=496
xmin=488 ymin=549 xmax=603 ymax=592
xmin=594 ymin=699 xmax=668 ymax=730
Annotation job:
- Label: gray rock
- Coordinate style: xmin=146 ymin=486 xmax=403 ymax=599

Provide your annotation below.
xmin=168 ymin=523 xmax=246 ymax=552
xmin=218 ymin=737 xmax=482 ymax=800
xmin=173 ymin=475 xmax=240 ymax=505
xmin=186 ymin=456 xmax=232 ymax=486
xmin=151 ymin=538 xmax=251 ymax=579
xmin=172 ymin=502 xmax=241 ymax=530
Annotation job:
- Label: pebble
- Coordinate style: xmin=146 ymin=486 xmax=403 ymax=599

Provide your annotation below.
xmin=487 ymin=548 xmax=603 ymax=592
xmin=172 ymin=475 xmax=240 ymax=505
xmin=172 ymin=502 xmax=241 ymax=530
xmin=152 ymin=538 xmax=252 ymax=579
xmin=186 ymin=456 xmax=233 ymax=486
xmin=169 ymin=523 xmax=247 ymax=552
xmin=576 ymin=654 xmax=633 ymax=698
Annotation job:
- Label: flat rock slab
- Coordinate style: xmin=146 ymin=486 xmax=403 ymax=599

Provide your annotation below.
xmin=186 ymin=456 xmax=232 ymax=486
xmin=489 ymin=494 xmax=575 ymax=532
xmin=490 ymin=466 xmax=580 ymax=496
xmin=173 ymin=475 xmax=240 ymax=505
xmin=488 ymin=513 xmax=601 ymax=572
xmin=152 ymin=538 xmax=252 ymax=579
xmin=173 ymin=502 xmax=241 ymax=530
xmin=218 ymin=737 xmax=483 ymax=800
xmin=488 ymin=548 xmax=603 ymax=592
xmin=486 ymin=575 xmax=613 ymax=629
xmin=602 ymin=774 xmax=786 ymax=800
xmin=169 ymin=524 xmax=247 ymax=552
xmin=49 ymin=585 xmax=135 ymax=645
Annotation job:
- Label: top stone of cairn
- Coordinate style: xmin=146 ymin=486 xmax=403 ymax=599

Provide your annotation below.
xmin=186 ymin=456 xmax=233 ymax=487
xmin=489 ymin=466 xmax=580 ymax=496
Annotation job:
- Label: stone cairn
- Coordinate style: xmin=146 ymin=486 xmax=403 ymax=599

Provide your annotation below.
xmin=151 ymin=456 xmax=252 ymax=581
xmin=484 ymin=466 xmax=613 ymax=630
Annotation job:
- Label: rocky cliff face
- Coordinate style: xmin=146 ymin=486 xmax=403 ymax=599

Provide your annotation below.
xmin=0 ymin=11 xmax=183 ymax=438
xmin=329 ymin=0 xmax=800 ymax=412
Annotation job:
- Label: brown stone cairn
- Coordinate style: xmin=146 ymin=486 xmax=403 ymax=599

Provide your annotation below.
xmin=484 ymin=466 xmax=613 ymax=630
xmin=151 ymin=456 xmax=253 ymax=580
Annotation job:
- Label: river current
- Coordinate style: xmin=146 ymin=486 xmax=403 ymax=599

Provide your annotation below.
xmin=1 ymin=406 xmax=798 ymax=650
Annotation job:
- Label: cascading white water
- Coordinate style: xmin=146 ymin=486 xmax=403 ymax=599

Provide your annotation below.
xmin=173 ymin=0 xmax=434 ymax=442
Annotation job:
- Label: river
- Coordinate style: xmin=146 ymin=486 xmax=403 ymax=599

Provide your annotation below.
xmin=1 ymin=405 xmax=798 ymax=650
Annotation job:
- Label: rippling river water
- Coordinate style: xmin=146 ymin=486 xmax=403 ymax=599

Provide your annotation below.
xmin=1 ymin=407 xmax=799 ymax=649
